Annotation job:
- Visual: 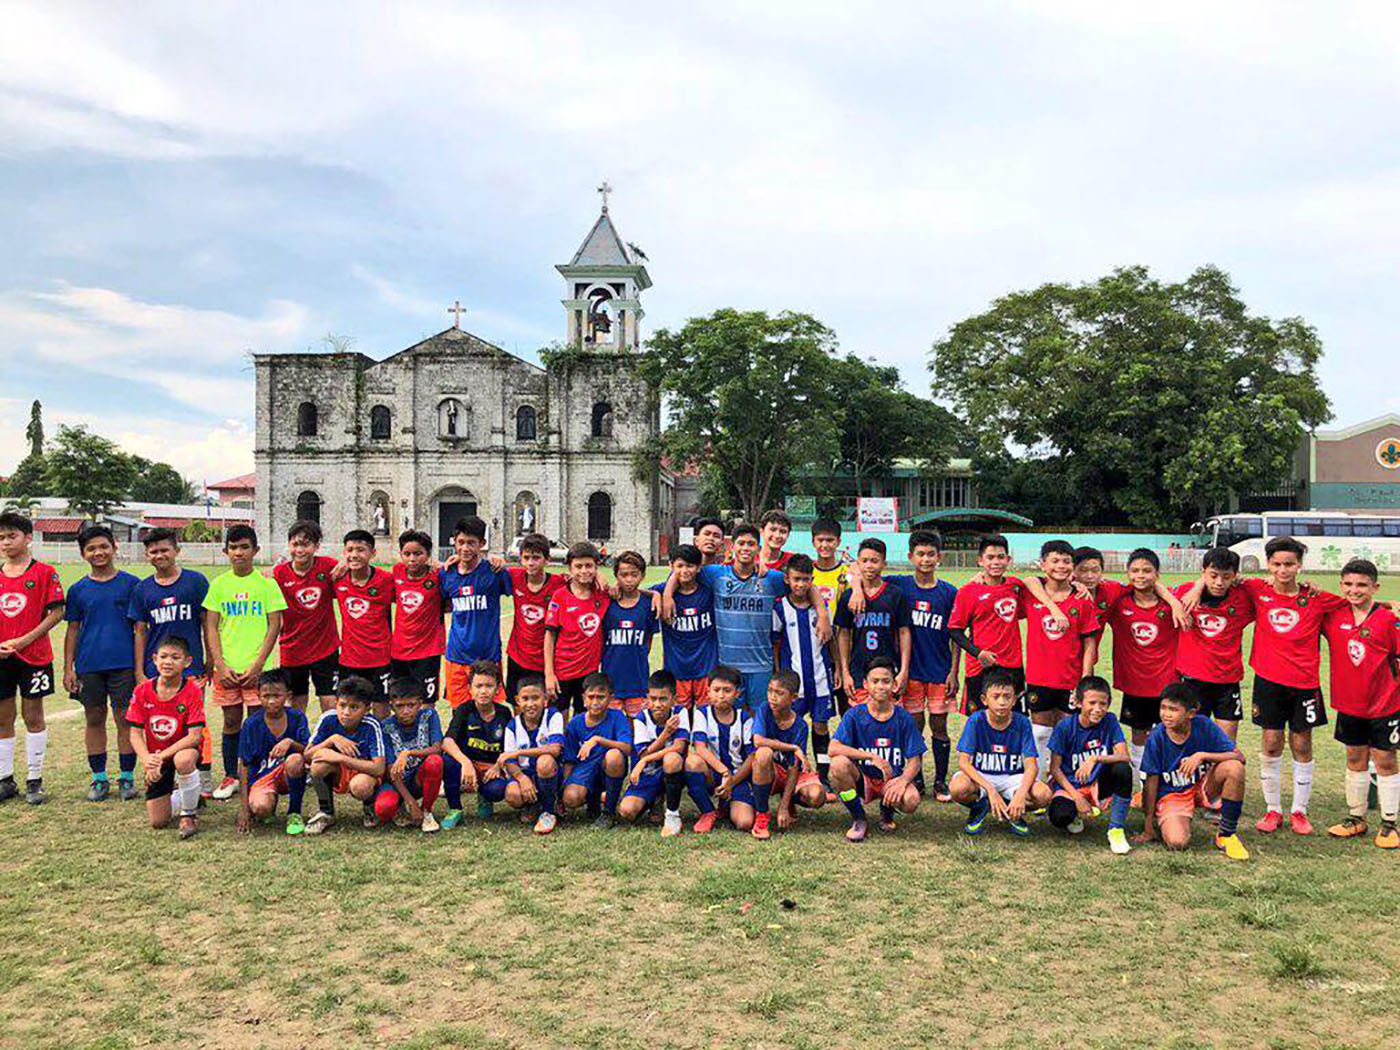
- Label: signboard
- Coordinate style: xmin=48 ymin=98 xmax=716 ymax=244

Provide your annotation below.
xmin=678 ymin=526 xmax=695 ymax=546
xmin=857 ymin=497 xmax=898 ymax=532
xmin=785 ymin=495 xmax=817 ymax=518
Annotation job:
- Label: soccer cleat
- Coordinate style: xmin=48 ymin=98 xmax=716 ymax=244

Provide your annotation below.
xmin=211 ymin=777 xmax=239 ymax=801
xmin=751 ymin=812 xmax=772 ymax=840
xmin=0 ymin=776 xmax=17 ymax=803
xmin=1215 ymin=833 xmax=1250 ymax=861
xmin=1066 ymin=817 xmax=1085 ymax=835
xmin=933 ymin=779 xmax=952 ymax=803
xmin=1008 ymin=817 xmax=1030 ymax=837
xmin=846 ymin=818 xmax=869 ymax=843
xmin=1327 ymin=815 xmax=1368 ymax=839
xmin=1288 ymin=811 xmax=1314 ymax=836
xmin=87 ymin=778 xmax=110 ymax=803
xmin=591 ymin=812 xmax=615 ymax=830
xmin=692 ymin=810 xmax=718 ymax=835
xmin=476 ymin=797 xmax=494 ymax=820
xmin=1255 ymin=809 xmax=1284 ymax=833
xmin=1107 ymin=827 xmax=1131 ymax=855
xmin=1376 ymin=822 xmax=1399 ymax=849
xmin=25 ymin=779 xmax=45 ymax=805
xmin=964 ymin=798 xmax=989 ymax=835
xmin=118 ymin=777 xmax=138 ymax=801
xmin=362 ymin=805 xmax=379 ymax=829
xmin=533 ymin=811 xmax=557 ymax=835
xmin=285 ymin=813 xmax=306 ymax=836
xmin=421 ymin=810 xmax=440 ymax=834
xmin=441 ymin=809 xmax=464 ymax=830
xmin=661 ymin=811 xmax=683 ymax=837
xmin=178 ymin=815 xmax=199 ymax=840
xmin=304 ymin=811 xmax=334 ymax=835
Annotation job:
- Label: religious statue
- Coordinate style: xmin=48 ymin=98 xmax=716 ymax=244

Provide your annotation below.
xmin=521 ymin=502 xmax=535 ymax=534
xmin=446 ymin=399 xmax=459 ymax=436
xmin=371 ymin=494 xmax=390 ymax=535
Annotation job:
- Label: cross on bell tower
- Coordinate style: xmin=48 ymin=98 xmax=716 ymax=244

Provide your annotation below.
xmin=556 ymin=185 xmax=651 ymax=352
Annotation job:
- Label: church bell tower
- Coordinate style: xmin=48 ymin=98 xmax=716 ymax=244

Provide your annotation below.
xmin=556 ymin=181 xmax=651 ymax=352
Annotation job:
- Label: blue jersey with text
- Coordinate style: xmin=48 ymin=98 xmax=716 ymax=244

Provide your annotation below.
xmin=442 ymin=562 xmax=512 ymax=665
xmin=834 ymin=582 xmax=912 ymax=684
xmin=699 ymin=564 xmax=786 ymax=673
xmin=889 ymin=575 xmax=956 ymax=684
xmin=600 ymin=597 xmax=658 ymax=699
xmin=381 ymin=707 xmax=443 ymax=773
xmin=239 ymin=707 xmax=310 ymax=784
xmin=310 ymin=711 xmax=385 ymax=761
xmin=1047 ymin=712 xmax=1126 ymax=785
xmin=127 ymin=569 xmax=210 ymax=678
xmin=691 ymin=705 xmax=753 ymax=773
xmin=66 ymin=571 xmax=139 ymax=674
xmin=650 ymin=582 xmax=717 ymax=679
xmin=833 ymin=703 xmax=926 ymax=779
xmin=751 ymin=703 xmax=809 ymax=768
xmin=773 ymin=598 xmax=835 ymax=703
xmin=1141 ymin=715 xmax=1235 ymax=796
xmin=564 ymin=708 xmax=634 ymax=774
xmin=630 ymin=705 xmax=691 ymax=786
xmin=957 ymin=710 xmax=1038 ymax=776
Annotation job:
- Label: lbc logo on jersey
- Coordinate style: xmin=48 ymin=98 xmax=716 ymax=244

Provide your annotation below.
xmin=520 ymin=604 xmax=545 ymax=625
xmin=150 ymin=714 xmax=178 ymax=738
xmin=344 ymin=597 xmax=371 ymax=619
xmin=295 ymin=587 xmax=322 ymax=610
xmin=0 ymin=593 xmax=27 ymax=618
xmin=994 ymin=597 xmax=1018 ymax=622
xmin=1195 ymin=612 xmax=1227 ymax=638
xmin=1040 ymin=613 xmax=1066 ymax=640
xmin=1347 ymin=638 xmax=1366 ymax=667
xmin=577 ymin=612 xmax=601 ymax=637
xmin=399 ymin=591 xmax=424 ymax=614
xmin=1131 ymin=621 xmax=1159 ymax=645
xmin=1267 ymin=608 xmax=1301 ymax=633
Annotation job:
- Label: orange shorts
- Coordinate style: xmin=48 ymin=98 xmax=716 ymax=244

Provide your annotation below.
xmin=329 ymin=762 xmax=380 ymax=795
xmin=443 ymin=659 xmax=507 ymax=709
xmin=861 ymin=774 xmax=888 ymax=804
xmin=1155 ymin=790 xmax=1196 ymax=821
xmin=771 ymin=764 xmax=822 ymax=794
xmin=611 ymin=696 xmax=648 ymax=717
xmin=250 ymin=764 xmax=290 ymax=795
xmin=903 ymin=680 xmax=956 ymax=715
xmin=1053 ymin=781 xmax=1102 ymax=808
xmin=675 ymin=678 xmax=710 ymax=706
xmin=211 ymin=678 xmax=261 ymax=708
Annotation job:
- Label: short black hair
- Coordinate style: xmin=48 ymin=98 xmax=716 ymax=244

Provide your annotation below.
xmin=671 ymin=543 xmax=702 ymax=567
xmin=732 ymin=523 xmax=760 ymax=543
xmin=1127 ymin=547 xmax=1160 ymax=571
xmin=1265 ymin=536 xmax=1307 ymax=561
xmin=858 ymin=537 xmax=887 ymax=558
xmin=142 ymin=526 xmax=180 ymax=548
xmin=1160 ymin=681 xmax=1199 ymax=711
xmin=978 ymin=533 xmax=1009 ymax=555
xmin=515 ymin=673 xmax=546 ymax=696
xmin=225 ymin=524 xmax=258 ymax=547
xmin=1201 ymin=546 xmax=1240 ymax=573
xmin=981 ymin=667 xmax=1018 ymax=694
xmin=78 ymin=524 xmax=115 ymax=550
xmin=469 ymin=659 xmax=501 ymax=685
xmin=1072 ymin=546 xmax=1103 ymax=567
xmin=0 ymin=511 xmax=32 ymax=536
xmin=770 ymin=668 xmax=800 ymax=695
xmin=344 ymin=529 xmax=376 ymax=547
xmin=864 ymin=655 xmax=897 ymax=678
xmin=614 ymin=550 xmax=647 ymax=574
xmin=908 ymin=529 xmax=942 ymax=554
xmin=784 ymin=553 xmax=814 ymax=575
xmin=693 ymin=516 xmax=724 ymax=536
xmin=336 ymin=675 xmax=375 ymax=707
xmin=567 ymin=541 xmax=601 ymax=565
xmin=154 ymin=634 xmax=190 ymax=657
xmin=453 ymin=515 xmax=488 ymax=541
xmin=1341 ymin=557 xmax=1379 ymax=582
xmin=1040 ymin=539 xmax=1075 ymax=560
xmin=1074 ymin=675 xmax=1112 ymax=702
xmin=710 ymin=664 xmax=742 ymax=688
xmin=288 ymin=520 xmax=322 ymax=544
xmin=810 ymin=518 xmax=842 ymax=540
xmin=582 ymin=671 xmax=613 ymax=694
xmin=388 ymin=677 xmax=424 ymax=701
xmin=518 ymin=533 xmax=551 ymax=558
xmin=760 ymin=509 xmax=792 ymax=530
xmin=398 ymin=528 xmax=433 ymax=552
xmin=258 ymin=668 xmax=293 ymax=692
xmin=648 ymin=669 xmax=677 ymax=695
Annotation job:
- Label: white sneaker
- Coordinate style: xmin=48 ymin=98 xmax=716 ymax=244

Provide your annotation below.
xmin=1067 ymin=817 xmax=1085 ymax=835
xmin=304 ymin=811 xmax=334 ymax=835
xmin=421 ymin=810 xmax=440 ymax=833
xmin=661 ymin=810 xmax=683 ymax=837
xmin=211 ymin=776 xmax=239 ymax=801
xmin=1107 ymin=827 xmax=1132 ymax=855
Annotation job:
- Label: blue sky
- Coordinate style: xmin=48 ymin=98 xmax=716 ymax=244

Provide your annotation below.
xmin=2 ymin=2 xmax=1397 ymax=482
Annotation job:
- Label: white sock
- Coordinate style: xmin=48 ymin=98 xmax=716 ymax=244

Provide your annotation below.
xmin=177 ymin=770 xmax=201 ymax=817
xmin=1345 ymin=769 xmax=1370 ymax=818
xmin=0 ymin=738 xmax=13 ymax=779
xmin=1291 ymin=759 xmax=1314 ymax=815
xmin=25 ymin=730 xmax=46 ymax=780
xmin=1031 ymin=723 xmax=1054 ymax=781
xmin=1260 ymin=754 xmax=1283 ymax=812
xmin=1128 ymin=743 xmax=1144 ymax=791
xmin=1378 ymin=773 xmax=1400 ymax=824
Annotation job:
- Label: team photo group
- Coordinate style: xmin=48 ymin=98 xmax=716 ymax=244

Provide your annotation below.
xmin=2 ymin=503 xmax=1398 ymax=860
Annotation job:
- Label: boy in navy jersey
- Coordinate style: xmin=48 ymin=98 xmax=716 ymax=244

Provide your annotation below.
xmin=1046 ymin=676 xmax=1133 ymax=854
xmin=376 ymin=677 xmax=445 ymax=833
xmin=304 ymin=677 xmax=386 ymax=835
xmin=951 ymin=668 xmax=1050 ymax=836
xmin=829 ymin=657 xmax=925 ymax=842
xmin=835 ymin=538 xmax=912 ymax=704
xmin=684 ymin=666 xmax=756 ymax=833
xmin=498 ymin=676 xmax=566 ymax=834
xmin=651 ymin=545 xmax=716 ymax=709
xmin=561 ymin=672 xmax=633 ymax=828
xmin=441 ymin=660 xmax=512 ymax=826
xmin=1137 ymin=683 xmax=1249 ymax=860
xmin=601 ymin=551 xmax=659 ymax=716
xmin=772 ymin=554 xmax=837 ymax=786
xmin=618 ymin=671 xmax=690 ymax=836
xmin=236 ymin=670 xmax=309 ymax=836
xmin=887 ymin=530 xmax=958 ymax=800
xmin=750 ymin=670 xmax=826 ymax=839
xmin=441 ymin=516 xmax=512 ymax=710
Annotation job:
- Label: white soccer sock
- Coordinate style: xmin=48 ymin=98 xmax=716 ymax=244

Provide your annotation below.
xmin=25 ymin=730 xmax=46 ymax=780
xmin=1128 ymin=743 xmax=1145 ymax=791
xmin=1378 ymin=773 xmax=1400 ymax=824
xmin=0 ymin=738 xmax=13 ymax=779
xmin=1290 ymin=759 xmax=1314 ymax=815
xmin=1345 ymin=769 xmax=1370 ymax=818
xmin=1259 ymin=754 xmax=1283 ymax=812
xmin=177 ymin=770 xmax=201 ymax=817
xmin=1031 ymin=724 xmax=1054 ymax=781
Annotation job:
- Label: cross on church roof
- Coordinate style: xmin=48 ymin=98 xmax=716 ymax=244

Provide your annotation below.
xmin=447 ymin=299 xmax=465 ymax=329
xmin=597 ymin=179 xmax=612 ymax=213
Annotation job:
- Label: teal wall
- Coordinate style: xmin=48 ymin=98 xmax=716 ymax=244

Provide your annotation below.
xmin=1309 ymin=482 xmax=1400 ymax=510
xmin=785 ymin=531 xmax=1195 ymax=564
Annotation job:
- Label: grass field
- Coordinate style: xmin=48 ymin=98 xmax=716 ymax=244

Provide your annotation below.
xmin=2 ymin=562 xmax=1398 ymax=1050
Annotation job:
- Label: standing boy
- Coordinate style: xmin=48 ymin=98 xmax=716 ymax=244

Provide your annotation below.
xmin=441 ymin=660 xmax=512 ymax=826
xmin=750 ymin=669 xmax=827 ymax=839
xmin=1046 ymin=675 xmax=1134 ymax=854
xmin=303 ymin=676 xmax=386 ymax=835
xmin=390 ymin=529 xmax=447 ymax=706
xmin=236 ymin=669 xmax=310 ymax=836
xmin=949 ymin=535 xmax=1029 ymax=713
xmin=1173 ymin=547 xmax=1254 ymax=741
xmin=0 ymin=511 xmax=63 ymax=805
xmin=772 ymin=553 xmax=837 ymax=785
xmin=270 ymin=520 xmax=340 ymax=714
xmin=950 ymin=668 xmax=1051 ymax=836
xmin=504 ymin=533 xmax=565 ymax=703
xmin=375 ymin=676 xmax=445 ymax=833
xmin=63 ymin=524 xmax=140 ymax=801
xmin=560 ymin=672 xmax=633 ymax=828
xmin=835 ymin=538 xmax=912 ymax=705
xmin=333 ymin=529 xmax=396 ymax=718
xmin=497 ymin=675 xmax=566 ymax=834
xmin=684 ymin=666 xmax=757 ymax=833
xmin=125 ymin=636 xmax=204 ymax=838
xmin=692 ymin=518 xmax=727 ymax=566
xmin=601 ymin=551 xmax=659 ymax=716
xmin=544 ymin=543 xmax=610 ymax=714
xmin=758 ymin=509 xmax=794 ymax=571
xmin=829 ymin=657 xmax=925 ymax=842
xmin=440 ymin=516 xmax=512 ymax=709
xmin=650 ymin=544 xmax=716 ymax=709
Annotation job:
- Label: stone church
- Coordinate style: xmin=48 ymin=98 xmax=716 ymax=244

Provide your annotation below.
xmin=253 ymin=198 xmax=671 ymax=558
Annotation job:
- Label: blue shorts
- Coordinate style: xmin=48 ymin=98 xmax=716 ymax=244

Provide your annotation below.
xmin=792 ymin=691 xmax=834 ymax=724
xmin=565 ymin=758 xmax=608 ymax=791
xmin=623 ymin=773 xmax=664 ymax=806
xmin=739 ymin=671 xmax=771 ymax=711
xmin=705 ymin=767 xmax=755 ymax=807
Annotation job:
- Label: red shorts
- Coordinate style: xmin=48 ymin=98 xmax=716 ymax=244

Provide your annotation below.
xmin=443 ymin=659 xmax=507 ymax=709
xmin=250 ymin=765 xmax=290 ymax=795
xmin=1155 ymin=790 xmax=1196 ymax=821
xmin=212 ymin=678 xmax=261 ymax=708
xmin=328 ymin=763 xmax=380 ymax=795
xmin=675 ymin=678 xmax=710 ymax=706
xmin=903 ymin=680 xmax=955 ymax=715
xmin=611 ymin=696 xmax=648 ymax=717
xmin=862 ymin=774 xmax=887 ymax=804
xmin=772 ymin=764 xmax=821 ymax=794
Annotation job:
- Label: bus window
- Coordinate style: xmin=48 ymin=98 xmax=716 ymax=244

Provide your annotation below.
xmin=1352 ymin=520 xmax=1383 ymax=537
xmin=1243 ymin=517 xmax=1263 ymax=537
xmin=1385 ymin=519 xmax=1400 ymax=537
xmin=1266 ymin=518 xmax=1294 ymax=537
xmin=1323 ymin=518 xmax=1354 ymax=537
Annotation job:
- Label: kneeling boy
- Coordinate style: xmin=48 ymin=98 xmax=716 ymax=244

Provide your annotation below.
xmin=441 ymin=659 xmax=511 ymax=827
xmin=125 ymin=636 xmax=204 ymax=838
xmin=498 ymin=675 xmax=565 ymax=834
xmin=237 ymin=669 xmax=309 ymax=835
xmin=684 ymin=666 xmax=756 ymax=833
xmin=829 ymin=656 xmax=924 ymax=842
xmin=617 ymin=671 xmax=689 ymax=836
xmin=561 ymin=672 xmax=633 ymax=828
xmin=304 ymin=676 xmax=386 ymax=835
xmin=950 ymin=667 xmax=1051 ymax=836
xmin=376 ymin=677 xmax=444 ymax=833
xmin=750 ymin=669 xmax=826 ymax=840
xmin=1046 ymin=675 xmax=1133 ymax=854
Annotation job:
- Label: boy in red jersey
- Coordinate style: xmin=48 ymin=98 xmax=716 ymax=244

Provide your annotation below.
xmin=544 ymin=543 xmax=611 ymax=715
xmin=390 ymin=529 xmax=447 ymax=706
xmin=505 ymin=533 xmax=565 ymax=703
xmin=334 ymin=529 xmax=396 ymax=720
xmin=271 ymin=520 xmax=340 ymax=714
xmin=1173 ymin=547 xmax=1254 ymax=741
xmin=1321 ymin=559 xmax=1400 ymax=848
xmin=126 ymin=636 xmax=205 ymax=838
xmin=759 ymin=509 xmax=793 ymax=571
xmin=0 ymin=511 xmax=64 ymax=805
xmin=949 ymin=534 xmax=1033 ymax=713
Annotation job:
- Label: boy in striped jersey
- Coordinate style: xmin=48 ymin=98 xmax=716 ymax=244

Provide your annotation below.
xmin=303 ymin=676 xmax=386 ymax=835
xmin=497 ymin=676 xmax=565 ymax=834
xmin=684 ymin=666 xmax=756 ymax=833
xmin=617 ymin=671 xmax=690 ymax=836
xmin=773 ymin=554 xmax=836 ymax=786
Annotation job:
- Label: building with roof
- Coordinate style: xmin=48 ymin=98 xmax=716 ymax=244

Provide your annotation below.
xmin=207 ymin=473 xmax=256 ymax=508
xmin=1238 ymin=414 xmax=1400 ymax=513
xmin=253 ymin=196 xmax=670 ymax=556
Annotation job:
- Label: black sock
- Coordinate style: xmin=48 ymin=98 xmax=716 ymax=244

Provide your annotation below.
xmin=932 ymin=738 xmax=951 ymax=783
xmin=664 ymin=769 xmax=683 ymax=811
xmin=813 ymin=729 xmax=830 ymax=783
xmin=313 ymin=774 xmax=335 ymax=816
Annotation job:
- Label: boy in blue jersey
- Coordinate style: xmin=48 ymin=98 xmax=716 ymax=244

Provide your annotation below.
xmin=751 ymin=669 xmax=826 ymax=839
xmin=303 ymin=676 xmax=386 ymax=835
xmin=498 ymin=676 xmax=565 ymax=834
xmin=441 ymin=660 xmax=512 ymax=826
xmin=601 ymin=551 xmax=659 ymax=716
xmin=772 ymin=554 xmax=837 ymax=787
xmin=561 ymin=672 xmax=633 ymax=829
xmin=887 ymin=530 xmax=958 ymax=800
xmin=684 ymin=666 xmax=756 ymax=834
xmin=63 ymin=525 xmax=141 ymax=802
xmin=1046 ymin=676 xmax=1133 ymax=854
xmin=951 ymin=668 xmax=1051 ymax=836
xmin=236 ymin=670 xmax=309 ymax=836
xmin=829 ymin=657 xmax=925 ymax=842
xmin=1138 ymin=683 xmax=1250 ymax=860
xmin=375 ymin=677 xmax=444 ymax=834
xmin=835 ymin=538 xmax=912 ymax=705
xmin=650 ymin=544 xmax=716 ymax=708
xmin=618 ymin=671 xmax=689 ymax=836
xmin=440 ymin=516 xmax=512 ymax=709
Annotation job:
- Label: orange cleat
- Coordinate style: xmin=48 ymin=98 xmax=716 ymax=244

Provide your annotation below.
xmin=1327 ymin=815 xmax=1368 ymax=839
xmin=1376 ymin=822 xmax=1399 ymax=849
xmin=1289 ymin=810 xmax=1314 ymax=836
xmin=1255 ymin=809 xmax=1284 ymax=833
xmin=693 ymin=810 xmax=718 ymax=835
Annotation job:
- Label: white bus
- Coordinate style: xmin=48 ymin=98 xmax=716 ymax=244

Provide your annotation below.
xmin=1194 ymin=512 xmax=1400 ymax=573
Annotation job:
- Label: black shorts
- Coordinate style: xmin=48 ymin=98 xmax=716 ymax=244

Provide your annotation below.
xmin=1334 ymin=710 xmax=1400 ymax=750
xmin=0 ymin=658 xmax=54 ymax=701
xmin=1025 ymin=686 xmax=1073 ymax=714
xmin=1120 ymin=694 xmax=1162 ymax=731
xmin=963 ymin=667 xmax=1026 ymax=714
xmin=554 ymin=674 xmax=589 ymax=715
xmin=1251 ymin=675 xmax=1326 ymax=732
xmin=505 ymin=656 xmax=542 ymax=704
xmin=76 ymin=668 xmax=136 ymax=712
xmin=337 ymin=664 xmax=392 ymax=705
xmin=1180 ymin=677 xmax=1243 ymax=722
xmin=284 ymin=652 xmax=339 ymax=699
xmin=833 ymin=685 xmax=852 ymax=716
xmin=146 ymin=759 xmax=176 ymax=800
xmin=390 ymin=656 xmax=442 ymax=705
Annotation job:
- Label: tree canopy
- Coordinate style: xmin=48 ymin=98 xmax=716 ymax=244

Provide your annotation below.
xmin=930 ymin=265 xmax=1331 ymax=528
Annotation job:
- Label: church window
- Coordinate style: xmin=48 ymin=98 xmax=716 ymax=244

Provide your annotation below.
xmin=587 ymin=491 xmax=612 ymax=541
xmin=370 ymin=405 xmax=391 ymax=441
xmin=296 ymin=401 xmax=318 ymax=437
xmin=516 ymin=405 xmax=537 ymax=441
xmin=590 ymin=401 xmax=613 ymax=439
xmin=295 ymin=490 xmax=322 ymax=525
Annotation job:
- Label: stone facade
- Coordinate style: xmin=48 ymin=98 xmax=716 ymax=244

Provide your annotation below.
xmin=254 ymin=206 xmax=671 ymax=557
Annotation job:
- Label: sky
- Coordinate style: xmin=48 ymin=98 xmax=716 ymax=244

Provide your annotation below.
xmin=2 ymin=1 xmax=1397 ymax=484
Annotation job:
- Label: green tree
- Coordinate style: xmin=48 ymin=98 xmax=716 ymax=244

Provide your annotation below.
xmin=128 ymin=456 xmax=198 ymax=504
xmin=5 ymin=453 xmax=48 ymax=499
xmin=643 ymin=310 xmax=843 ymax=521
xmin=930 ymin=265 xmax=1331 ymax=528
xmin=43 ymin=425 xmax=136 ymax=519
xmin=25 ymin=399 xmax=44 ymax=459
